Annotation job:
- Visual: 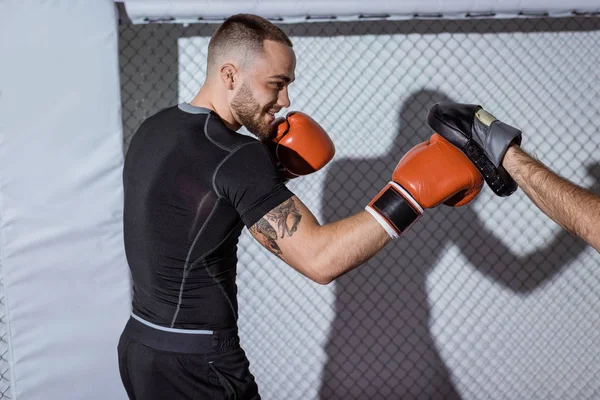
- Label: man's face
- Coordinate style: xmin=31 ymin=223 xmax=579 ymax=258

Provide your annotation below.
xmin=230 ymin=40 xmax=296 ymax=140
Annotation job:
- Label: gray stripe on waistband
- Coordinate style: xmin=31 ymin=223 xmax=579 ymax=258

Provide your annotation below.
xmin=131 ymin=312 xmax=213 ymax=335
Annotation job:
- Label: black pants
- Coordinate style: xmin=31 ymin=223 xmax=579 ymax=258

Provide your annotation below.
xmin=118 ymin=317 xmax=261 ymax=400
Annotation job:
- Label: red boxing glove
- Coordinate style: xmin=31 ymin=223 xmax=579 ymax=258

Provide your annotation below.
xmin=266 ymin=112 xmax=336 ymax=179
xmin=366 ymin=134 xmax=483 ymax=238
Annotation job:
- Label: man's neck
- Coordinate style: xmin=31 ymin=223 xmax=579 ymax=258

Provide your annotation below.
xmin=189 ymin=86 xmax=241 ymax=131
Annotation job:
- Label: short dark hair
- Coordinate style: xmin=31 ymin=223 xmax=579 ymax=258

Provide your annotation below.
xmin=207 ymin=14 xmax=293 ymax=71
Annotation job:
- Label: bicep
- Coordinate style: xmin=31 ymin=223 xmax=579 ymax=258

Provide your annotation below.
xmin=249 ymin=196 xmax=323 ymax=278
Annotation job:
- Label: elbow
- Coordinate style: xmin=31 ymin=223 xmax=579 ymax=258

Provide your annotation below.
xmin=288 ymin=256 xmax=335 ymax=285
xmin=291 ymin=232 xmax=338 ymax=285
xmin=308 ymin=254 xmax=341 ymax=285
xmin=305 ymin=250 xmax=363 ymax=285
xmin=312 ymin=273 xmax=333 ymax=286
xmin=287 ymin=255 xmax=333 ymax=285
xmin=304 ymin=263 xmax=333 ymax=285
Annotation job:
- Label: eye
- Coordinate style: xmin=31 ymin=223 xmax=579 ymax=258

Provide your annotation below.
xmin=271 ymin=81 xmax=285 ymax=90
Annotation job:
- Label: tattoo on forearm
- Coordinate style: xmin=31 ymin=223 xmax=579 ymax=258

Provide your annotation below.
xmin=250 ymin=198 xmax=302 ymax=258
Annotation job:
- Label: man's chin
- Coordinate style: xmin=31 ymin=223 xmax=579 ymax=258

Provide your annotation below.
xmin=254 ymin=130 xmax=271 ymax=141
xmin=245 ymin=124 xmax=271 ymax=141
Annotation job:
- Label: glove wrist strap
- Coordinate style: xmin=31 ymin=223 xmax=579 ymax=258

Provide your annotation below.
xmin=366 ymin=182 xmax=423 ymax=239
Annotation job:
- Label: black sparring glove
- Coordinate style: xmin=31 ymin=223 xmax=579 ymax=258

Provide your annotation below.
xmin=427 ymin=102 xmax=522 ymax=197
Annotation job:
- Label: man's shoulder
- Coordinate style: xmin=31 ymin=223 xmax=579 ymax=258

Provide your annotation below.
xmin=205 ymin=117 xmax=260 ymax=153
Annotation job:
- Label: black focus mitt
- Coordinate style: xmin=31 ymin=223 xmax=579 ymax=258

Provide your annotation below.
xmin=427 ymin=102 xmax=522 ymax=197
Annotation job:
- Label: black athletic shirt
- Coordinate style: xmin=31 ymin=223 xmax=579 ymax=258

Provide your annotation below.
xmin=123 ymin=103 xmax=294 ymax=330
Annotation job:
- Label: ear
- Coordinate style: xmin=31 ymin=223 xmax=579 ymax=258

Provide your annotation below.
xmin=220 ymin=64 xmax=237 ymax=90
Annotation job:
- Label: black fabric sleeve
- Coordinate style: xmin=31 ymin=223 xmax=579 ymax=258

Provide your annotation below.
xmin=214 ymin=142 xmax=295 ymax=228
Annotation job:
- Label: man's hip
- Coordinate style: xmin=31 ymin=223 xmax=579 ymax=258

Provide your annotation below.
xmin=117 ymin=315 xmax=260 ymax=400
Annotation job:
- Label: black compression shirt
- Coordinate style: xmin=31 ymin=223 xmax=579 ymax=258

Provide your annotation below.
xmin=123 ymin=103 xmax=294 ymax=330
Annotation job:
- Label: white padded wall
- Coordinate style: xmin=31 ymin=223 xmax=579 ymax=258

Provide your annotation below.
xmin=0 ymin=1 xmax=129 ymax=399
xmin=123 ymin=0 xmax=600 ymax=23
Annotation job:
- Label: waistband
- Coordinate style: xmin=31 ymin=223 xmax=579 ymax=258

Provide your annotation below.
xmin=122 ymin=315 xmax=240 ymax=354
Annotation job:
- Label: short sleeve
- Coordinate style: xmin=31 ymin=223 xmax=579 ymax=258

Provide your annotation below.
xmin=214 ymin=142 xmax=295 ymax=228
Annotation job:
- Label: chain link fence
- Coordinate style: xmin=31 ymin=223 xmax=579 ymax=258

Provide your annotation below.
xmin=119 ymin=16 xmax=600 ymax=400
xmin=0 ymin=275 xmax=10 ymax=399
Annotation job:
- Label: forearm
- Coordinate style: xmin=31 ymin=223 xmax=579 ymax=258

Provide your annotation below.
xmin=309 ymin=211 xmax=391 ymax=283
xmin=502 ymin=145 xmax=600 ymax=252
xmin=251 ymin=196 xmax=393 ymax=285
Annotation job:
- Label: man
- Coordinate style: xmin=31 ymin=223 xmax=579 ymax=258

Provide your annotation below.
xmin=117 ymin=14 xmax=483 ymax=399
xmin=428 ymin=102 xmax=600 ymax=253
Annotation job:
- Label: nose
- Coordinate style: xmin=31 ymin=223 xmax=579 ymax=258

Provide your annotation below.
xmin=278 ymin=87 xmax=291 ymax=109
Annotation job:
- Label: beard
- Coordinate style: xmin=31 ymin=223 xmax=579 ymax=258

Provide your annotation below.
xmin=231 ymin=82 xmax=273 ymax=141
